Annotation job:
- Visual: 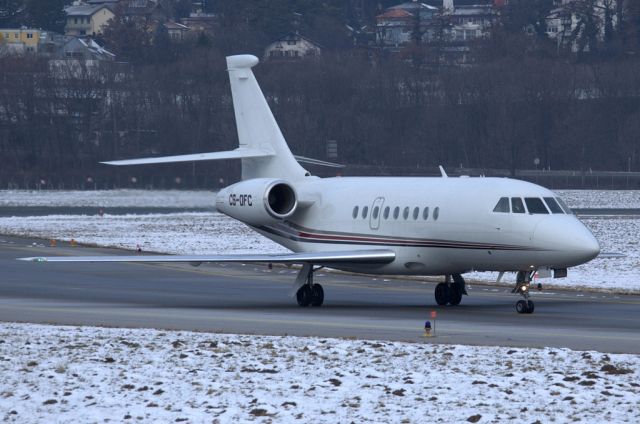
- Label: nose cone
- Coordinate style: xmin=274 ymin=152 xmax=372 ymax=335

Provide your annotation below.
xmin=533 ymin=217 xmax=600 ymax=266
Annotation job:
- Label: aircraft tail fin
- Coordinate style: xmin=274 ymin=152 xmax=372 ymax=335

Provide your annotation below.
xmin=102 ymin=55 xmax=312 ymax=181
xmin=226 ymin=55 xmax=307 ymax=181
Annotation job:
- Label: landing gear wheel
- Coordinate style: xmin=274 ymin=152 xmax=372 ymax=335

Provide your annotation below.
xmin=516 ymin=299 xmax=529 ymax=314
xmin=435 ymin=283 xmax=449 ymax=306
xmin=526 ymin=300 xmax=535 ymax=314
xmin=513 ymin=270 xmax=536 ymax=314
xmin=296 ymin=284 xmax=324 ymax=307
xmin=296 ymin=285 xmax=312 ymax=307
xmin=310 ymin=284 xmax=324 ymax=307
xmin=448 ymin=285 xmax=462 ymax=306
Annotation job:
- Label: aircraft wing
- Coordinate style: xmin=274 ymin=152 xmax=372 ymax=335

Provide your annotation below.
xmin=598 ymin=252 xmax=626 ymax=259
xmin=18 ymin=249 xmax=396 ymax=265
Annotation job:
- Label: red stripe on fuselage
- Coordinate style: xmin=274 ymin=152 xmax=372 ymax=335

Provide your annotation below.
xmin=257 ymin=224 xmax=535 ymax=251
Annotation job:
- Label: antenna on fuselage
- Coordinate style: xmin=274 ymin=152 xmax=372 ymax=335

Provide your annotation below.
xmin=438 ymin=165 xmax=448 ymax=178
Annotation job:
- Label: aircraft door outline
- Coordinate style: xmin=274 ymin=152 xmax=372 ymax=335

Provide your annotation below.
xmin=369 ymin=197 xmax=385 ymax=230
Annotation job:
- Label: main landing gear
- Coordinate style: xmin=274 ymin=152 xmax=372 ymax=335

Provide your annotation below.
xmin=434 ymin=274 xmax=467 ymax=306
xmin=294 ymin=263 xmax=324 ymax=307
xmin=513 ymin=270 xmax=535 ymax=314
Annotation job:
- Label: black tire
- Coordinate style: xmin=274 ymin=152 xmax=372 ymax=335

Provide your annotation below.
xmin=448 ymin=285 xmax=462 ymax=306
xmin=435 ymin=283 xmax=449 ymax=306
xmin=526 ymin=300 xmax=535 ymax=314
xmin=310 ymin=284 xmax=324 ymax=307
xmin=296 ymin=285 xmax=312 ymax=307
xmin=516 ymin=299 xmax=528 ymax=314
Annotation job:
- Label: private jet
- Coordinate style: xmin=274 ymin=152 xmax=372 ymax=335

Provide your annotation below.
xmin=20 ymin=55 xmax=601 ymax=314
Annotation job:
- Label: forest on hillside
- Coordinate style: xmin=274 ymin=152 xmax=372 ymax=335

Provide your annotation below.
xmin=1 ymin=1 xmax=640 ymax=189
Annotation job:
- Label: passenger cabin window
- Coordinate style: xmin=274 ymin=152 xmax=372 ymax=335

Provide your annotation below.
xmin=433 ymin=207 xmax=440 ymax=220
xmin=511 ymin=197 xmax=525 ymax=214
xmin=422 ymin=207 xmax=429 ymax=220
xmin=413 ymin=207 xmax=419 ymax=220
xmin=525 ymin=198 xmax=549 ymax=214
xmin=362 ymin=206 xmax=369 ymax=219
xmin=556 ymin=198 xmax=573 ymax=214
xmin=493 ymin=197 xmax=510 ymax=213
xmin=372 ymin=206 xmax=379 ymax=219
xmin=352 ymin=206 xmax=359 ymax=219
xmin=393 ymin=207 xmax=400 ymax=219
xmin=383 ymin=206 xmax=390 ymax=220
xmin=403 ymin=207 xmax=409 ymax=220
xmin=543 ymin=197 xmax=564 ymax=214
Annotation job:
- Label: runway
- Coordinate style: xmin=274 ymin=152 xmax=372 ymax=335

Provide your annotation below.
xmin=1 ymin=235 xmax=639 ymax=354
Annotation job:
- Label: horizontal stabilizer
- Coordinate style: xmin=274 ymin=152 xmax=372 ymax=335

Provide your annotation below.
xmin=101 ymin=148 xmax=274 ymax=166
xmin=18 ymin=249 xmax=396 ymax=265
xmin=293 ymin=155 xmax=345 ymax=168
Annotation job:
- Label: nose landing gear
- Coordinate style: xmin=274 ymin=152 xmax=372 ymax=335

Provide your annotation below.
xmin=513 ymin=271 xmax=535 ymax=314
xmin=516 ymin=299 xmax=534 ymax=313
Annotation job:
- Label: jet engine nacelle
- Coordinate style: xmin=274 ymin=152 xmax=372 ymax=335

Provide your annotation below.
xmin=216 ymin=178 xmax=298 ymax=225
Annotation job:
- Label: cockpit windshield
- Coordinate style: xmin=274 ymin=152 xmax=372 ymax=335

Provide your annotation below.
xmin=493 ymin=196 xmax=570 ymax=215
xmin=556 ymin=197 xmax=573 ymax=214
xmin=493 ymin=197 xmax=510 ymax=213
xmin=543 ymin=197 xmax=564 ymax=214
xmin=511 ymin=197 xmax=525 ymax=213
xmin=524 ymin=198 xmax=549 ymax=214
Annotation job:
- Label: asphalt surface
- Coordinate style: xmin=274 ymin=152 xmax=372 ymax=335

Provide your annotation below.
xmin=1 ymin=235 xmax=639 ymax=354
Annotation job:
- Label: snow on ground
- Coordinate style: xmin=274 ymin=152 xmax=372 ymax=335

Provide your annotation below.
xmin=0 ymin=323 xmax=638 ymax=423
xmin=0 ymin=212 xmax=286 ymax=256
xmin=1 ymin=191 xmax=639 ymax=422
xmin=0 ymin=190 xmax=215 ymax=208
xmin=556 ymin=190 xmax=640 ymax=209
xmin=1 ymin=189 xmax=639 ymax=291
xmin=470 ymin=215 xmax=640 ymax=293
xmin=0 ymin=211 xmax=638 ymax=293
xmin=2 ymin=189 xmax=640 ymax=209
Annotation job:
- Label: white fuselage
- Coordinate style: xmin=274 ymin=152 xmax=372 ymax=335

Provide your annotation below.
xmin=242 ymin=176 xmax=600 ymax=275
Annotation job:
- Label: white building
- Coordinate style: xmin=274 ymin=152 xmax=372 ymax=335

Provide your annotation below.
xmin=375 ymin=1 xmax=498 ymax=48
xmin=49 ymin=38 xmax=116 ymax=79
xmin=64 ymin=2 xmax=115 ymax=37
xmin=444 ymin=1 xmax=496 ymax=42
xmin=264 ymin=32 xmax=321 ymax=61
xmin=164 ymin=21 xmax=190 ymax=41
xmin=545 ymin=0 xmax=619 ymax=52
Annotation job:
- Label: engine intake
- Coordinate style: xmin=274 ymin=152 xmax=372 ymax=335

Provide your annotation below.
xmin=216 ymin=178 xmax=298 ymax=225
xmin=266 ymin=181 xmax=296 ymax=218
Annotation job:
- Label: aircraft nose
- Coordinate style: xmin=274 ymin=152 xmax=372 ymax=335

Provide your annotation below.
xmin=572 ymin=226 xmax=600 ymax=262
xmin=533 ymin=218 xmax=600 ymax=265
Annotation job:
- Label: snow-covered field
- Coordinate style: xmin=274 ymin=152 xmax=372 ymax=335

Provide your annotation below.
xmin=0 ymin=190 xmax=215 ymax=208
xmin=0 ymin=211 xmax=638 ymax=292
xmin=0 ymin=212 xmax=282 ymax=256
xmin=1 ymin=191 xmax=639 ymax=422
xmin=556 ymin=190 xmax=640 ymax=209
xmin=1 ymin=323 xmax=638 ymax=423
xmin=471 ymin=214 xmax=640 ymax=292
